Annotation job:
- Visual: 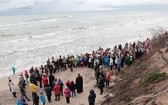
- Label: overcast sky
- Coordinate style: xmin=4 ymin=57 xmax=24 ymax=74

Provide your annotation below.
xmin=0 ymin=0 xmax=168 ymax=13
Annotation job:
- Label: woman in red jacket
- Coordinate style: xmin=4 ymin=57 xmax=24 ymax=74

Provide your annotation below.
xmin=53 ymin=83 xmax=60 ymax=101
xmin=106 ymin=71 xmax=111 ymax=87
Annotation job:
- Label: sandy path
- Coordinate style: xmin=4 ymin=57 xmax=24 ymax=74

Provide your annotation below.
xmin=0 ymin=67 xmax=109 ymax=105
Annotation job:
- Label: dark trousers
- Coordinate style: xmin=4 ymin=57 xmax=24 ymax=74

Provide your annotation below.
xmin=55 ymin=94 xmax=60 ymax=101
xmin=60 ymin=90 xmax=63 ymax=96
xmin=22 ymin=93 xmax=30 ymax=101
xmin=96 ymin=78 xmax=99 ymax=84
xmin=66 ymin=97 xmax=70 ymax=104
xmin=71 ymin=90 xmax=76 ymax=97
xmin=39 ymin=80 xmax=42 ymax=88
xmin=12 ymin=92 xmax=16 ymax=98
xmin=89 ymin=102 xmax=95 ymax=105
xmin=100 ymin=87 xmax=104 ymax=95
xmin=110 ymin=65 xmax=113 ymax=70
xmin=42 ymin=102 xmax=45 ymax=105
xmin=33 ymin=102 xmax=39 ymax=105
xmin=106 ymin=81 xmax=109 ymax=87
xmin=47 ymin=95 xmax=51 ymax=103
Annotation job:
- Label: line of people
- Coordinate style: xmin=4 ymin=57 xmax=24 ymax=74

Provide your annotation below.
xmin=7 ymin=38 xmax=151 ymax=105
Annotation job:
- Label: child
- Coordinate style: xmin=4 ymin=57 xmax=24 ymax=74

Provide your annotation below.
xmin=40 ymin=92 xmax=46 ymax=105
xmin=64 ymin=87 xmax=71 ymax=104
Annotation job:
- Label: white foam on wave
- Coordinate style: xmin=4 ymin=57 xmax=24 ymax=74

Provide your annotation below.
xmin=0 ymin=18 xmax=61 ymax=28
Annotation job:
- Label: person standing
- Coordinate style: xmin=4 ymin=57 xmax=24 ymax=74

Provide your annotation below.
xmin=64 ymin=87 xmax=71 ymax=104
xmin=88 ymin=89 xmax=96 ymax=105
xmin=40 ymin=92 xmax=46 ymax=105
xmin=10 ymin=83 xmax=17 ymax=98
xmin=44 ymin=84 xmax=52 ymax=103
xmin=70 ymin=81 xmax=76 ymax=97
xmin=106 ymin=71 xmax=111 ymax=87
xmin=53 ymin=83 xmax=61 ymax=101
xmin=24 ymin=70 xmax=29 ymax=83
xmin=57 ymin=79 xmax=64 ymax=96
xmin=32 ymin=92 xmax=39 ymax=105
xmin=29 ymin=81 xmax=37 ymax=97
xmin=75 ymin=74 xmax=83 ymax=93
xmin=8 ymin=77 xmax=12 ymax=92
xmin=98 ymin=75 xmax=105 ymax=95
xmin=11 ymin=66 xmax=16 ymax=75
xmin=49 ymin=73 xmax=55 ymax=88
xmin=17 ymin=95 xmax=28 ymax=105
xmin=42 ymin=74 xmax=48 ymax=88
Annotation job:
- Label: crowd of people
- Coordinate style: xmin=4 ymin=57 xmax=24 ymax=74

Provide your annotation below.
xmin=7 ymin=38 xmax=151 ymax=105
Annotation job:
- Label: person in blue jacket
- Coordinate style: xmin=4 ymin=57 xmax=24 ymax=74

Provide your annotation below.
xmin=40 ymin=92 xmax=46 ymax=105
xmin=17 ymin=95 xmax=28 ymax=105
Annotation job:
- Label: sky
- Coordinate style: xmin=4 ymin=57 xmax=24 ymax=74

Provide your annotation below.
xmin=0 ymin=0 xmax=168 ymax=14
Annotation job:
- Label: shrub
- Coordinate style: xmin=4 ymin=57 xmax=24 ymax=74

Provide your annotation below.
xmin=139 ymin=62 xmax=148 ymax=70
xmin=140 ymin=72 xmax=167 ymax=85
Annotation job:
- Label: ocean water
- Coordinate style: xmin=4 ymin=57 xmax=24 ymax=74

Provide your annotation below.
xmin=0 ymin=10 xmax=168 ymax=77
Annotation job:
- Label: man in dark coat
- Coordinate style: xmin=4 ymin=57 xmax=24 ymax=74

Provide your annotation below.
xmin=75 ymin=74 xmax=83 ymax=93
xmin=88 ymin=89 xmax=96 ymax=105
xmin=44 ymin=84 xmax=52 ymax=103
xmin=98 ymin=75 xmax=105 ymax=95
xmin=49 ymin=73 xmax=55 ymax=89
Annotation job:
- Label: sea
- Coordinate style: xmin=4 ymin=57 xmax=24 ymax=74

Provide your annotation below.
xmin=0 ymin=10 xmax=168 ymax=77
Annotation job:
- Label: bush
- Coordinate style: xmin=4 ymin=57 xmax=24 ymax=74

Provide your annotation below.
xmin=140 ymin=72 xmax=167 ymax=85
xmin=139 ymin=62 xmax=148 ymax=70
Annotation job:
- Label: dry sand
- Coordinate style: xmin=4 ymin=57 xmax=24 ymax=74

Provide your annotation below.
xmin=0 ymin=67 xmax=113 ymax=105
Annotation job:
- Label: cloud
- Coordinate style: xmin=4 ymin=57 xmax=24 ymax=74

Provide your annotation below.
xmin=0 ymin=0 xmax=168 ymax=12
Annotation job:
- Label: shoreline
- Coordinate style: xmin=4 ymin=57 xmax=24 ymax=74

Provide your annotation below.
xmin=0 ymin=35 xmax=152 ymax=78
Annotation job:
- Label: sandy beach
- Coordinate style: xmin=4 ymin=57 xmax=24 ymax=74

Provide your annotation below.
xmin=0 ymin=67 xmax=115 ymax=105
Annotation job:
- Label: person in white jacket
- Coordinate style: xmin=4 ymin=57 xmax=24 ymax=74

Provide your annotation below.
xmin=10 ymin=83 xmax=17 ymax=98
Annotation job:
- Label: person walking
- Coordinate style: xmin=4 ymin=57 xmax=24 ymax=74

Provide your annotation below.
xmin=88 ymin=89 xmax=96 ymax=105
xmin=64 ymin=87 xmax=71 ymax=104
xmin=40 ymin=92 xmax=46 ymax=105
xmin=53 ymin=83 xmax=61 ymax=101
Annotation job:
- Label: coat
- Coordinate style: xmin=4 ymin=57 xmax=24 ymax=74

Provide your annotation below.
xmin=76 ymin=75 xmax=83 ymax=93
xmin=44 ymin=86 xmax=52 ymax=96
xmin=53 ymin=84 xmax=60 ymax=95
xmin=42 ymin=77 xmax=48 ymax=86
xmin=88 ymin=90 xmax=96 ymax=103
xmin=64 ymin=88 xmax=71 ymax=97
xmin=106 ymin=72 xmax=111 ymax=81
xmin=32 ymin=94 xmax=39 ymax=104
xmin=29 ymin=83 xmax=36 ymax=93
xmin=70 ymin=83 xmax=76 ymax=91
xmin=98 ymin=77 xmax=105 ymax=88
xmin=40 ymin=94 xmax=46 ymax=103
xmin=10 ymin=83 xmax=16 ymax=93
xmin=18 ymin=96 xmax=27 ymax=105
